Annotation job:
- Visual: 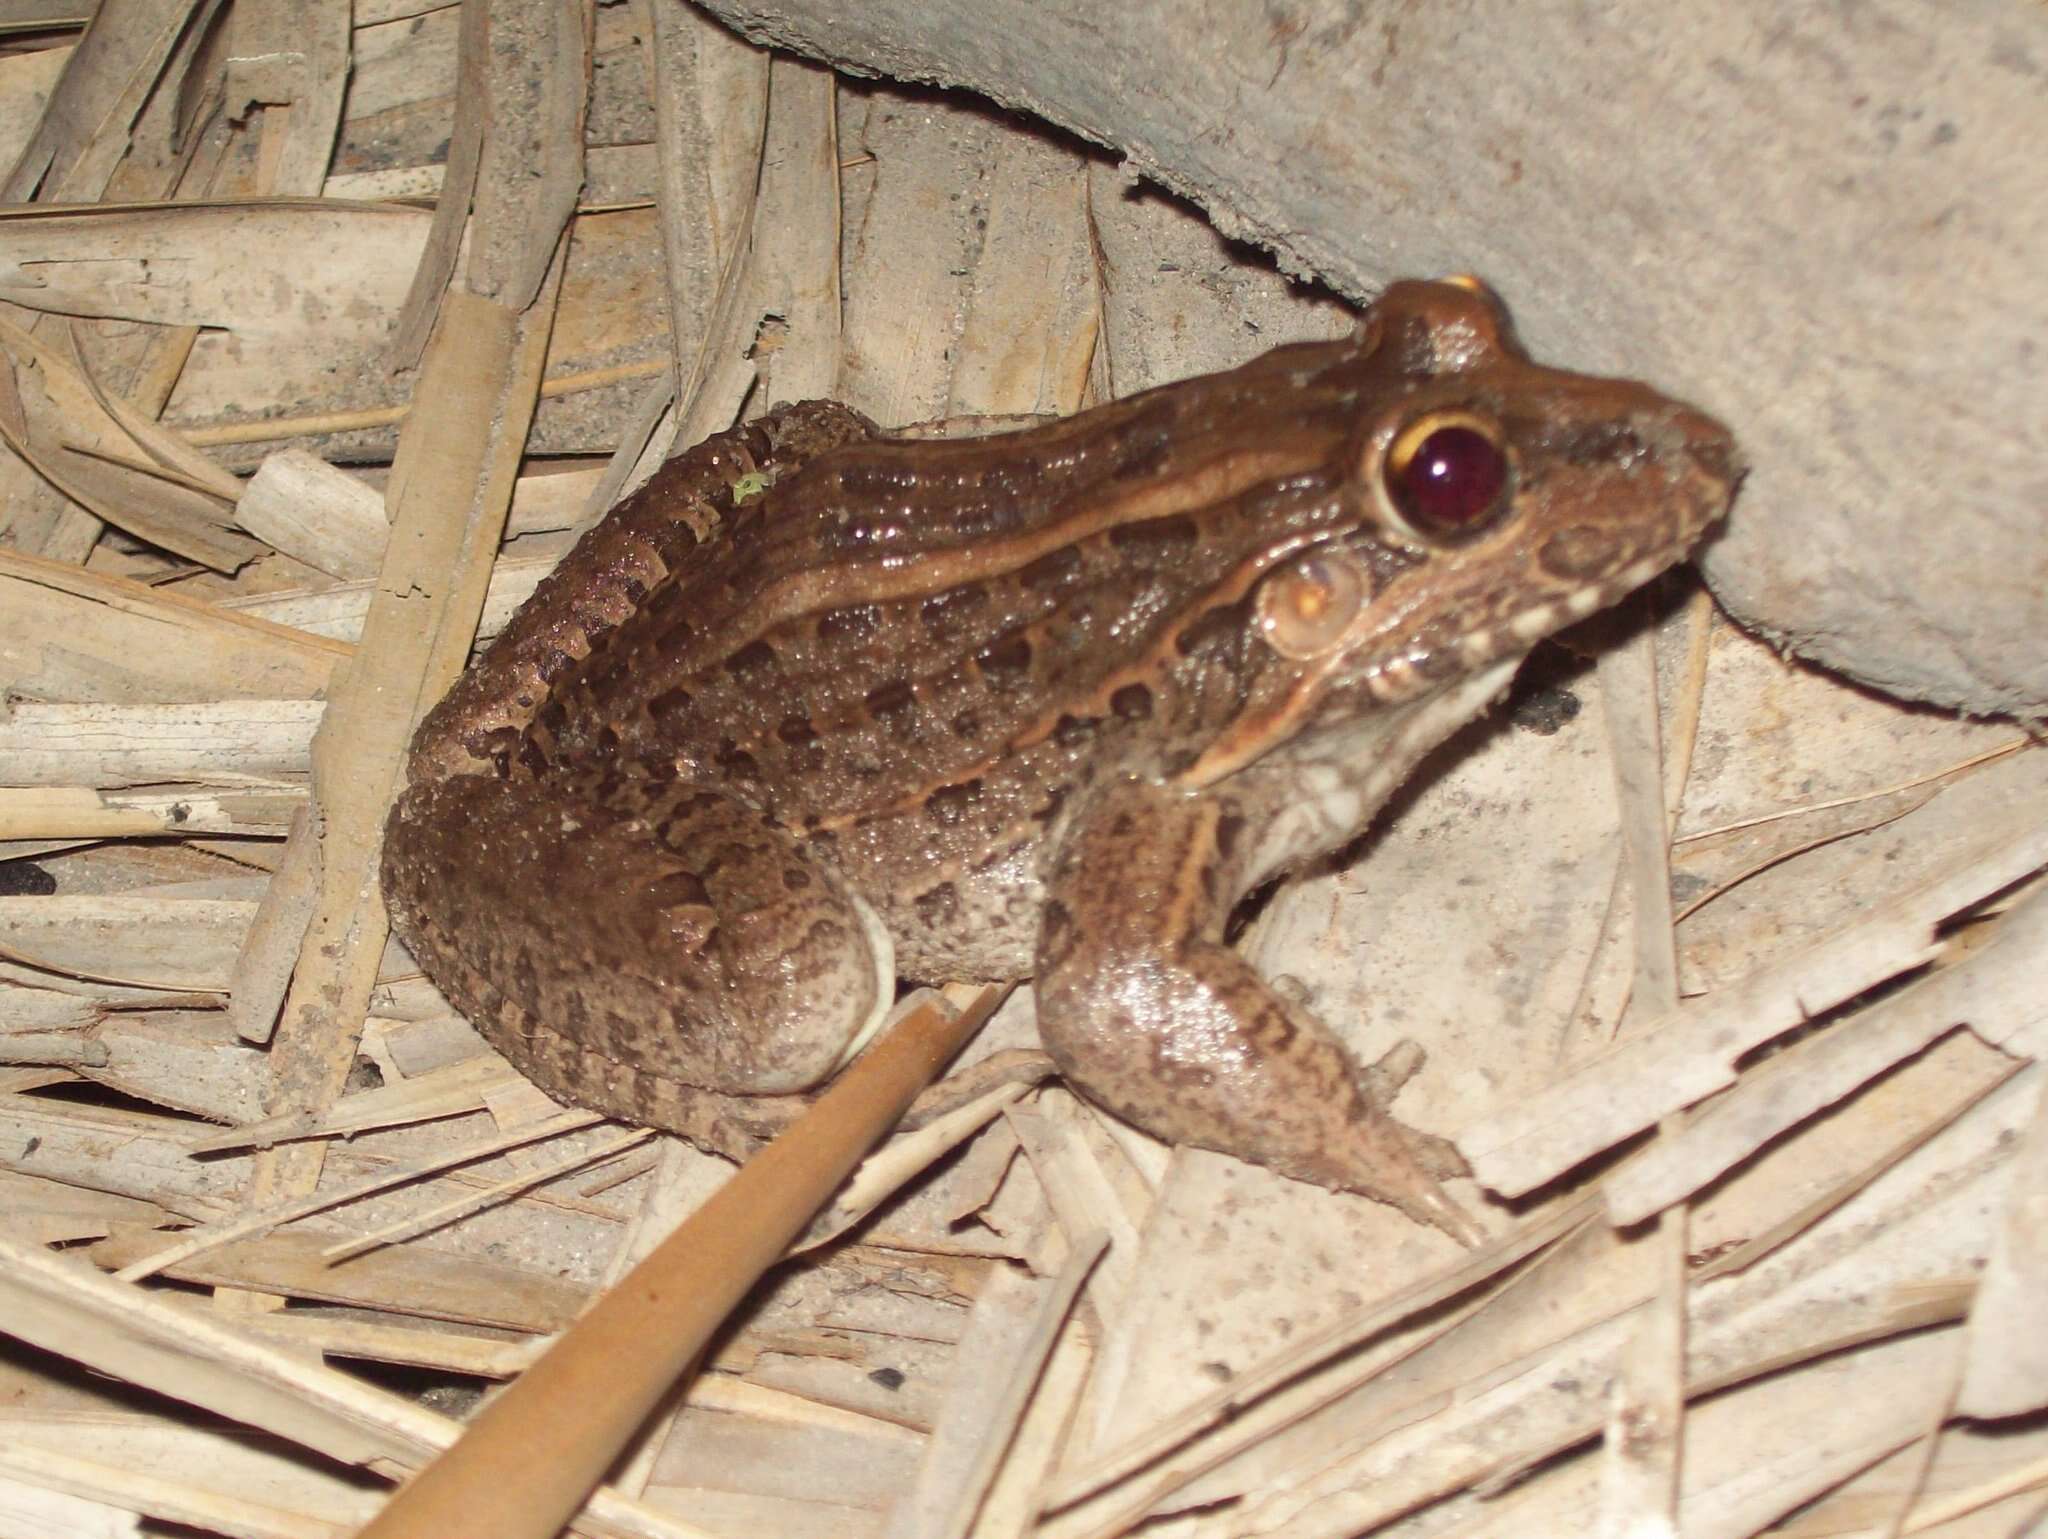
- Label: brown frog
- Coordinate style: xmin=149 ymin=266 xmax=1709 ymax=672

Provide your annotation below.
xmin=381 ymin=278 xmax=1739 ymax=1236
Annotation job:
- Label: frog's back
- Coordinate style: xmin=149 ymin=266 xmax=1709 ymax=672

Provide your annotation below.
xmin=540 ymin=335 xmax=1389 ymax=822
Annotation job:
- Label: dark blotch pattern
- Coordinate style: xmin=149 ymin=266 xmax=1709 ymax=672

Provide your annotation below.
xmin=1213 ymin=811 xmax=1245 ymax=860
xmin=925 ymin=779 xmax=982 ymax=827
xmin=724 ymin=638 xmax=776 ymax=675
xmin=1174 ymin=600 xmax=1249 ymax=659
xmin=646 ymin=685 xmax=694 ymax=718
xmin=975 ymin=633 xmax=1034 ymax=688
xmin=865 ymin=678 xmax=915 ymax=715
xmin=1019 ymin=545 xmax=1084 ymax=589
xmin=914 ymin=883 xmax=960 ymax=928
xmin=650 ymin=869 xmax=712 ymax=907
xmin=1107 ymin=513 xmax=1199 ymax=550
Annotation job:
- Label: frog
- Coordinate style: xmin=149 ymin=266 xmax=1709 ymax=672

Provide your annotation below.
xmin=380 ymin=277 xmax=1740 ymax=1236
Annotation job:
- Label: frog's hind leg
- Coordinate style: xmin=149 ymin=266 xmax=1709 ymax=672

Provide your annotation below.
xmin=382 ymin=764 xmax=894 ymax=1152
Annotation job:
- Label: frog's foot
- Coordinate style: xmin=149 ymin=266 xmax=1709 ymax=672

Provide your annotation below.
xmin=478 ymin=981 xmax=812 ymax=1160
xmin=382 ymin=762 xmax=893 ymax=1124
xmin=1036 ymin=778 xmax=1479 ymax=1243
xmin=1360 ymin=1041 xmax=1471 ymax=1182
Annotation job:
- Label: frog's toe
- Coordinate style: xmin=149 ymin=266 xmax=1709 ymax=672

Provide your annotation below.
xmin=1393 ymin=1122 xmax=1471 ymax=1183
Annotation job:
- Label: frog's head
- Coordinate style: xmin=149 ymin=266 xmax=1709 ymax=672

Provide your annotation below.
xmin=1182 ymin=277 xmax=1741 ymax=787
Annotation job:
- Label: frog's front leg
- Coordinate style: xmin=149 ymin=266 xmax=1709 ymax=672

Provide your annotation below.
xmin=383 ymin=761 xmax=894 ymax=1147
xmin=1035 ymin=777 xmax=1475 ymax=1240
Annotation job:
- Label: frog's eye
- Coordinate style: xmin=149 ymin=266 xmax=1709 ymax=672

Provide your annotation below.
xmin=1256 ymin=550 xmax=1367 ymax=660
xmin=1379 ymin=409 xmax=1512 ymax=541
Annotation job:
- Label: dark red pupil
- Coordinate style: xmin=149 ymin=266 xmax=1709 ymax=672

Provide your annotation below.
xmin=1391 ymin=425 xmax=1507 ymax=531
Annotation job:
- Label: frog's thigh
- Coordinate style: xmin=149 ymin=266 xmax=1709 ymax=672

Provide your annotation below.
xmin=384 ymin=766 xmax=892 ymax=1095
xmin=1035 ymin=778 xmax=1460 ymax=1229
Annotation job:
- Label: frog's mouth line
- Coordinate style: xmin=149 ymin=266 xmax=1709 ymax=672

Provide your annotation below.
xmin=1361 ymin=546 xmax=1685 ymax=706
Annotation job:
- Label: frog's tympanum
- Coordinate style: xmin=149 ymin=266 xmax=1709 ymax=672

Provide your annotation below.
xmin=383 ymin=279 xmax=1739 ymax=1235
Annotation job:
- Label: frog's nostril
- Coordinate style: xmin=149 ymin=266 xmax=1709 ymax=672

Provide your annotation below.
xmin=1663 ymin=407 xmax=1741 ymax=488
xmin=1690 ymin=431 xmax=1745 ymax=491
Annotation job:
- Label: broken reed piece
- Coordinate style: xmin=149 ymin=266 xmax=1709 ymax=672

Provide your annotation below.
xmin=354 ymin=982 xmax=1006 ymax=1539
